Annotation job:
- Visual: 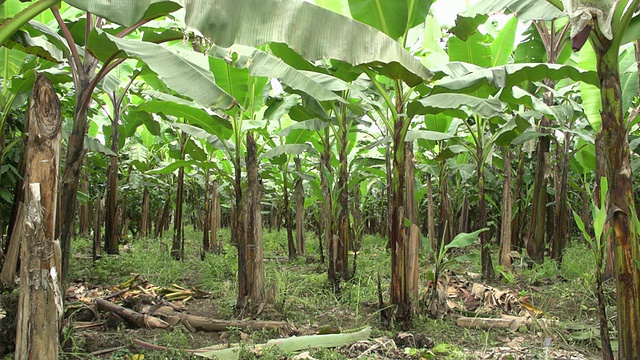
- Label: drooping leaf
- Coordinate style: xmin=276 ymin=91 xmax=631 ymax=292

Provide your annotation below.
xmin=348 ymin=0 xmax=408 ymax=40
xmin=408 ymin=93 xmax=504 ymax=119
xmin=260 ymin=144 xmax=312 ymax=160
xmin=178 ymin=0 xmax=432 ymax=85
xmin=64 ymin=0 xmax=181 ymax=27
xmin=405 ymin=130 xmax=454 ymax=142
xmin=444 ymin=228 xmax=488 ymax=251
xmin=89 ymin=29 xmax=237 ymax=110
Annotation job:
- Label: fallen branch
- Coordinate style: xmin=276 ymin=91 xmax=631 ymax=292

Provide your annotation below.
xmin=90 ymin=346 xmax=126 ymax=356
xmin=94 ymin=298 xmax=171 ymax=330
xmin=456 ymin=315 xmax=530 ymax=332
xmin=149 ymin=306 xmax=293 ymax=334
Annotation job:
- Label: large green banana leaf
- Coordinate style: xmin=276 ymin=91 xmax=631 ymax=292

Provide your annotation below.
xmin=64 ymin=0 xmax=432 ymax=85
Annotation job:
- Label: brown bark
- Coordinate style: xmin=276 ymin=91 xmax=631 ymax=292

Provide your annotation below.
xmin=597 ymin=49 xmax=640 ymax=359
xmin=202 ymin=171 xmax=211 ymax=255
xmin=244 ymin=132 xmax=264 ymax=308
xmin=155 ymin=196 xmax=171 ymax=238
xmin=94 ymin=299 xmax=171 ymax=330
xmin=294 ymin=157 xmax=305 ymax=256
xmin=336 ymin=115 xmax=350 ymax=282
xmin=499 ymin=148 xmax=513 ymax=268
xmin=527 ymin=125 xmax=550 ymax=263
xmin=15 ymin=74 xmax=63 ymax=359
xmin=0 ymin=204 xmax=24 ymax=287
xmin=405 ymin=143 xmax=417 ymax=226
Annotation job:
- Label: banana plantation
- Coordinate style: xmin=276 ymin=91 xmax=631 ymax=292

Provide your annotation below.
xmin=2 ymin=0 xmax=640 ymax=359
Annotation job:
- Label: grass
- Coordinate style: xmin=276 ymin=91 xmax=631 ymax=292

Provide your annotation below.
xmin=60 ymin=228 xmax=607 ymax=359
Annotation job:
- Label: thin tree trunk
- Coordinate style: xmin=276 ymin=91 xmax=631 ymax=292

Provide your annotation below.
xmin=283 ymin=169 xmax=296 ymax=259
xmin=337 ymin=115 xmax=350 ymax=281
xmin=202 ymin=171 xmax=211 ymax=256
xmin=438 ymin=161 xmax=453 ymax=246
xmin=155 ymin=196 xmax=171 ymax=238
xmin=320 ymin=129 xmax=336 ymax=290
xmin=385 ymin=139 xmax=392 ymax=245
xmin=294 ymin=157 xmax=305 ymax=256
xmin=511 ymin=148 xmax=526 ymax=249
xmin=104 ymin=113 xmax=119 ymax=254
xmin=0 ymin=204 xmax=24 ymax=287
xmin=426 ymin=173 xmax=436 ymax=250
xmin=15 ymin=74 xmax=63 ymax=359
xmin=78 ymin=159 xmax=89 ymax=236
xmin=140 ymin=188 xmax=150 ymax=238
xmin=211 ymin=180 xmax=220 ymax=254
xmin=551 ymin=132 xmax=570 ymax=261
xmin=458 ymin=196 xmax=470 ymax=233
xmin=597 ymin=48 xmax=640 ymax=358
xmin=500 ymin=148 xmax=513 ymax=268
xmin=93 ymin=195 xmax=102 ymax=261
xmin=478 ymin=144 xmax=494 ymax=280
xmin=245 ymin=132 xmax=264 ymax=309
xmin=171 ymin=167 xmax=185 ymax=260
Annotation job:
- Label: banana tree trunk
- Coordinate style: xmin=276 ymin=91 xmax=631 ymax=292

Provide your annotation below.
xmin=597 ymin=49 xmax=640 ymax=358
xmin=527 ymin=121 xmax=550 ymax=263
xmin=551 ymin=131 xmax=570 ymax=261
xmin=283 ymin=169 xmax=296 ymax=259
xmin=78 ymin=160 xmax=89 ymax=236
xmin=104 ymin=103 xmax=120 ymax=255
xmin=426 ymin=173 xmax=436 ymax=250
xmin=438 ymin=161 xmax=453 ymax=246
xmin=337 ymin=115 xmax=350 ymax=282
xmin=210 ymin=180 xmax=220 ymax=254
xmin=171 ymin=134 xmax=187 ymax=260
xmin=140 ymin=187 xmax=150 ymax=238
xmin=92 ymin=195 xmax=102 ymax=261
xmin=245 ymin=132 xmax=264 ymax=309
xmin=294 ymin=157 xmax=305 ymax=256
xmin=15 ymin=74 xmax=63 ymax=359
xmin=500 ymin=147 xmax=513 ymax=268
xmin=511 ymin=148 xmax=526 ymax=249
xmin=155 ymin=195 xmax=171 ymax=238
xmin=202 ymin=171 xmax=211 ymax=255
xmin=390 ymin=117 xmax=411 ymax=327
xmin=320 ymin=130 xmax=337 ymax=291
xmin=478 ymin=144 xmax=494 ymax=280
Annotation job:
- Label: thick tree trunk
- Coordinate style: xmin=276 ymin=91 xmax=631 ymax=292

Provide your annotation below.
xmin=283 ymin=170 xmax=296 ymax=259
xmin=597 ymin=50 xmax=640 ymax=358
xmin=385 ymin=140 xmax=393 ymax=244
xmin=244 ymin=132 xmax=264 ymax=309
xmin=140 ymin=188 xmax=150 ymax=238
xmin=294 ymin=157 xmax=305 ymax=256
xmin=527 ymin=120 xmax=550 ymax=263
xmin=15 ymin=74 xmax=63 ymax=359
xmin=390 ymin=118 xmax=411 ymax=327
xmin=596 ymin=132 xmax=615 ymax=279
xmin=104 ymin=104 xmax=120 ymax=255
xmin=500 ymin=148 xmax=513 ymax=268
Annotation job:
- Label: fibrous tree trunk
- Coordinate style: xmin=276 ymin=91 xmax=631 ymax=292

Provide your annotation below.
xmin=294 ymin=157 xmax=305 ymax=256
xmin=477 ymin=138 xmax=494 ymax=280
xmin=500 ymin=147 xmax=513 ymax=268
xmin=597 ymin=46 xmax=640 ymax=359
xmin=15 ymin=74 xmax=63 ymax=359
xmin=336 ymin=113 xmax=350 ymax=282
xmin=171 ymin=134 xmax=187 ymax=260
xmin=244 ymin=132 xmax=264 ymax=309
xmin=527 ymin=121 xmax=550 ymax=263
xmin=438 ymin=161 xmax=453 ymax=246
xmin=390 ymin=116 xmax=412 ymax=327
xmin=104 ymin=94 xmax=120 ymax=255
xmin=202 ymin=170 xmax=211 ymax=256
xmin=551 ymin=130 xmax=570 ymax=261
xmin=155 ymin=196 xmax=171 ymax=238
xmin=320 ymin=128 xmax=336 ymax=290
xmin=511 ymin=148 xmax=526 ymax=249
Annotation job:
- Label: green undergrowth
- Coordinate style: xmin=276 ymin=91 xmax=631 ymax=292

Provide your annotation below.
xmin=64 ymin=229 xmax=605 ymax=359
